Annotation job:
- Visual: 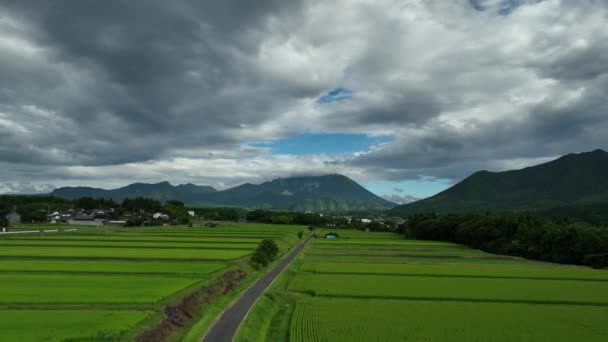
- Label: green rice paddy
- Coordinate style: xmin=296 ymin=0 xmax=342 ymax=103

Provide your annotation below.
xmin=0 ymin=310 xmax=152 ymax=342
xmin=236 ymin=228 xmax=608 ymax=341
xmin=0 ymin=223 xmax=303 ymax=341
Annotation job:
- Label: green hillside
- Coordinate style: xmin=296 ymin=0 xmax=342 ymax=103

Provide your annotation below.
xmin=52 ymin=174 xmax=395 ymax=212
xmin=52 ymin=182 xmax=217 ymax=204
xmin=391 ymin=149 xmax=608 ymax=216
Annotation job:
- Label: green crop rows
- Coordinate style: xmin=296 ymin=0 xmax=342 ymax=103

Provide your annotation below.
xmin=289 ymin=299 xmax=608 ymax=342
xmin=0 ymin=223 xmax=303 ymax=341
xmin=236 ymin=228 xmax=608 ymax=341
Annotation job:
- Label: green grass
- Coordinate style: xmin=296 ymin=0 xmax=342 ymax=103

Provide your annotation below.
xmin=239 ymin=230 xmax=608 ymax=341
xmin=290 ymin=298 xmax=608 ymax=342
xmin=234 ymin=292 xmax=296 ymax=342
xmin=304 ymin=254 xmax=543 ymax=265
xmin=308 ymin=247 xmax=496 ymax=256
xmin=5 ymin=235 xmax=275 ymax=244
xmin=0 ymin=222 xmax=305 ymax=340
xmin=0 ymin=310 xmax=152 ymax=342
xmin=299 ymin=262 xmax=608 ymax=280
xmin=0 ymin=260 xmax=226 ymax=275
xmin=287 ymin=273 xmax=608 ymax=304
xmin=0 ymin=245 xmax=251 ymax=260
xmin=0 ymin=274 xmax=201 ymax=304
xmin=0 ymin=239 xmax=260 ymax=250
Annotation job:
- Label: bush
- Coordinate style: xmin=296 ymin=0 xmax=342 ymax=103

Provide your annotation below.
xmin=250 ymin=239 xmax=279 ymax=269
xmin=124 ymin=218 xmax=143 ymax=227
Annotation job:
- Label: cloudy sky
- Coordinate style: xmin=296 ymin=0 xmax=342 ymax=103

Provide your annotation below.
xmin=1 ymin=0 xmax=607 ymax=202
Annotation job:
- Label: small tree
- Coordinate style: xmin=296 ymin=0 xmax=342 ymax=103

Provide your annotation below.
xmin=250 ymin=239 xmax=279 ymax=269
xmin=298 ymin=231 xmax=304 ymax=240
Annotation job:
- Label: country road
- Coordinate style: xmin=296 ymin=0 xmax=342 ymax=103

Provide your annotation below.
xmin=201 ymin=232 xmax=314 ymax=342
xmin=0 ymin=228 xmax=78 ymax=235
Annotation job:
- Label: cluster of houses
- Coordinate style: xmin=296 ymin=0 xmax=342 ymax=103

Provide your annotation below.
xmin=2 ymin=208 xmax=195 ymax=227
xmin=45 ymin=208 xmax=182 ymax=226
xmin=47 ymin=209 xmax=120 ymax=226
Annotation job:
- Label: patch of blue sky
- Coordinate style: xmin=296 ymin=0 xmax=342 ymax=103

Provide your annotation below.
xmin=317 ymin=87 xmax=353 ymax=104
xmin=469 ymin=0 xmax=527 ymax=15
xmin=248 ymin=133 xmax=394 ymax=156
xmin=363 ymin=179 xmax=452 ymax=199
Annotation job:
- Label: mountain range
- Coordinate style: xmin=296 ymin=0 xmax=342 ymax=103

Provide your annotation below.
xmin=52 ymin=174 xmax=395 ymax=212
xmin=390 ymin=149 xmax=608 ymax=216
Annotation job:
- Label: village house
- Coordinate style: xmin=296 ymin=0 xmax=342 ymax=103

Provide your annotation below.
xmin=68 ymin=214 xmax=104 ymax=226
xmin=5 ymin=207 xmax=21 ymax=225
xmin=153 ymin=212 xmax=170 ymax=220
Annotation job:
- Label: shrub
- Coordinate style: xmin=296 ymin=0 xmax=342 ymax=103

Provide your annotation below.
xmin=250 ymin=239 xmax=279 ymax=269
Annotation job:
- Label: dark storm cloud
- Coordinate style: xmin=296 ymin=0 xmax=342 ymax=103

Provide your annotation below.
xmin=1 ymin=0 xmax=608 ymax=193
xmin=351 ymin=75 xmax=608 ymax=181
xmin=0 ymin=0 xmax=310 ymax=166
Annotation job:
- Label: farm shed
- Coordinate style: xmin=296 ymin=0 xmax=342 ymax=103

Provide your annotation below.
xmin=68 ymin=214 xmax=103 ymax=226
xmin=325 ymin=232 xmax=339 ymax=239
xmin=5 ymin=211 xmax=21 ymax=225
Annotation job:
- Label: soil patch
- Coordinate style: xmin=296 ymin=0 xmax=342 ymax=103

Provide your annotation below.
xmin=135 ymin=269 xmax=247 ymax=342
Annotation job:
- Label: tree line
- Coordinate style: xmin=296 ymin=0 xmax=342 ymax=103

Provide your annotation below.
xmin=245 ymin=209 xmax=400 ymax=231
xmin=0 ymin=195 xmax=192 ymax=225
xmin=405 ymin=213 xmax=608 ymax=268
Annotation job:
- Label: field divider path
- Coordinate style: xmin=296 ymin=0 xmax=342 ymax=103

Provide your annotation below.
xmin=0 ymin=229 xmax=78 ymax=235
xmin=201 ymin=233 xmax=315 ymax=342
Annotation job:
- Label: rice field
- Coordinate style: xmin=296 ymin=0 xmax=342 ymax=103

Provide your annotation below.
xmin=0 ymin=310 xmax=152 ymax=342
xmin=236 ymin=228 xmax=608 ymax=341
xmin=0 ymin=223 xmax=303 ymax=341
xmin=289 ymin=299 xmax=608 ymax=342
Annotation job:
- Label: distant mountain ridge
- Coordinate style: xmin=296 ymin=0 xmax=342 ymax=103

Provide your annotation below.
xmin=52 ymin=174 xmax=395 ymax=212
xmin=390 ymin=149 xmax=608 ymax=215
xmin=52 ymin=181 xmax=217 ymax=204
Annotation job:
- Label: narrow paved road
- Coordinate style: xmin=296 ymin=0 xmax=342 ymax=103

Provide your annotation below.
xmin=201 ymin=233 xmax=314 ymax=342
xmin=0 ymin=228 xmax=78 ymax=235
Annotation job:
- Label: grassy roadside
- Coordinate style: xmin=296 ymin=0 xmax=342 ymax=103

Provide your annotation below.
xmin=233 ymin=238 xmax=312 ymax=342
xmin=140 ymin=228 xmax=308 ymax=342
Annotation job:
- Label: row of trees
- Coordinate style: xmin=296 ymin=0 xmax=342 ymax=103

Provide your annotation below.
xmin=0 ymin=196 xmax=73 ymax=223
xmin=405 ymin=213 xmax=608 ymax=268
xmin=245 ymin=209 xmax=399 ymax=231
xmin=193 ymin=207 xmax=247 ymax=221
xmin=246 ymin=210 xmax=341 ymax=226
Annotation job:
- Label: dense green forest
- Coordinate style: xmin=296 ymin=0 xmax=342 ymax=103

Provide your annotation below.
xmin=405 ymin=213 xmax=608 ymax=268
xmin=391 ymin=150 xmax=608 ymax=216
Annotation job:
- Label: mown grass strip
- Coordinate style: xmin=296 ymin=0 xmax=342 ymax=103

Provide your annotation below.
xmin=1 ymin=237 xmax=265 ymax=245
xmin=300 ymin=271 xmax=608 ymax=282
xmin=287 ymin=273 xmax=608 ymax=304
xmin=288 ymin=298 xmax=608 ymax=342
xmin=308 ymin=252 xmax=519 ymax=260
xmin=0 ymin=246 xmax=250 ymax=261
xmin=0 ymin=242 xmax=255 ymax=251
xmin=302 ymin=293 xmax=608 ymax=307
xmin=0 ymin=274 xmax=202 ymax=304
xmin=0 ymin=309 xmax=153 ymax=342
xmin=299 ymin=262 xmax=608 ymax=280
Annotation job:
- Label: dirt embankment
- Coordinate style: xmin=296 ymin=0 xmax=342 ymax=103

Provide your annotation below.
xmin=135 ymin=269 xmax=247 ymax=342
